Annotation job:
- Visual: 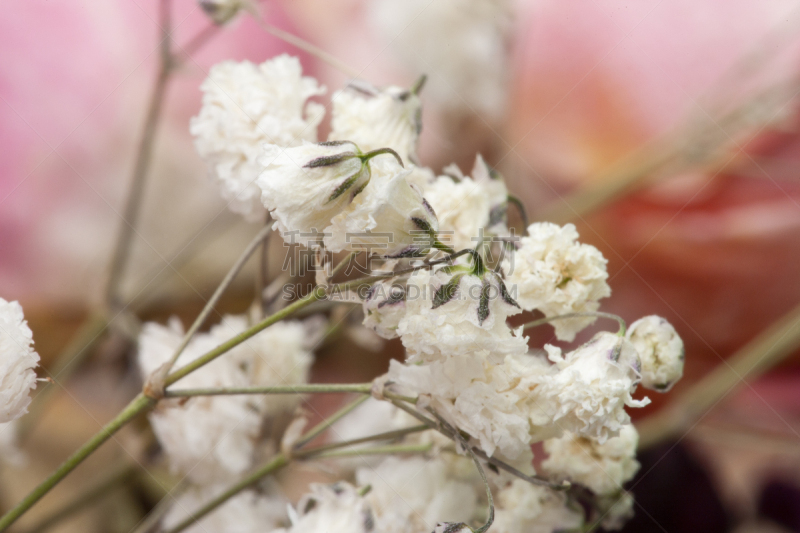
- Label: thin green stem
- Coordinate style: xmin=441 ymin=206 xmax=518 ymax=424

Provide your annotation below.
xmin=23 ymin=463 xmax=135 ymax=533
xmin=165 ymin=383 xmax=372 ymax=398
xmin=162 ymin=454 xmax=289 ymax=533
xmin=161 ymin=225 xmax=272 ymax=375
xmin=0 ymin=394 xmax=156 ymax=531
xmin=292 ymin=395 xmax=370 ymax=449
xmin=522 ymin=312 xmax=627 ymax=337
xmin=308 ymin=442 xmax=433 ymax=459
xmin=360 ymin=147 xmax=404 ymax=167
xmin=295 ymin=424 xmax=430 ymax=456
xmin=432 ymin=240 xmax=457 ymax=255
xmin=164 ymin=286 xmax=327 ymax=387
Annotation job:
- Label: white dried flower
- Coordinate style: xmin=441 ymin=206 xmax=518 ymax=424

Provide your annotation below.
xmin=258 ymin=141 xmax=401 ymax=247
xmin=535 ymin=332 xmax=648 ymax=442
xmin=325 ymin=158 xmax=439 ymax=257
xmin=0 ymin=298 xmax=39 ymax=423
xmin=361 ymin=280 xmax=407 ymax=339
xmin=356 ymin=456 xmax=479 ymax=533
xmin=626 ymin=316 xmax=685 ymax=392
xmin=396 ymin=268 xmax=526 ymax=364
xmin=137 ymin=316 xmax=315 ymax=483
xmin=492 ymin=479 xmax=583 ymax=533
xmin=190 ymin=56 xmax=325 ymax=220
xmin=420 ymin=155 xmax=509 ymax=252
xmin=276 ymin=483 xmax=374 ymax=533
xmin=543 ymin=424 xmax=640 ymax=496
xmin=387 ymin=352 xmax=547 ymax=459
xmin=329 ymin=82 xmax=422 ymax=165
xmin=368 ymin=0 xmax=513 ymax=119
xmin=163 ymin=486 xmax=287 ymax=533
xmin=502 ymin=222 xmax=611 ymax=341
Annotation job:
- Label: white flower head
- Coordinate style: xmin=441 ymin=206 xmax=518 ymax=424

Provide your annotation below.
xmin=163 ymin=485 xmax=287 ymax=533
xmin=276 ymin=483 xmax=374 ymax=533
xmin=329 ymin=80 xmax=424 ymax=165
xmin=190 ymin=56 xmax=325 ymax=220
xmin=362 ymin=280 xmax=407 ymax=339
xmin=535 ymin=332 xmax=648 ymax=442
xmin=0 ymin=298 xmax=39 ymax=423
xmin=543 ymin=424 xmax=640 ymax=496
xmin=492 ymin=479 xmax=583 ymax=533
xmin=325 ymin=158 xmax=439 ymax=257
xmin=258 ymin=141 xmax=406 ymax=247
xmin=138 ymin=316 xmax=315 ymax=483
xmin=356 ymin=455 xmax=479 ymax=533
xmin=502 ymin=222 xmax=611 ymax=341
xmin=421 ymin=155 xmax=509 ymax=252
xmin=397 ymin=267 xmax=526 ymax=364
xmin=368 ymin=0 xmax=513 ymax=119
xmin=626 ymin=316 xmax=685 ymax=392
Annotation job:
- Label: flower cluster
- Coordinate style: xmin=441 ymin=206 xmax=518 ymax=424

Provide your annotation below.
xmin=160 ymin=42 xmax=690 ymax=532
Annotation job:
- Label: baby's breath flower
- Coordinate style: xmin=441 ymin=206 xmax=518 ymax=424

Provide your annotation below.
xmin=491 ymin=479 xmax=583 ymax=533
xmin=138 ymin=316 xmax=315 ymax=483
xmin=418 ymin=155 xmax=509 ymax=252
xmin=0 ymin=298 xmax=39 ymax=424
xmin=275 ymin=483 xmax=374 ymax=533
xmin=190 ymin=56 xmax=325 ymax=220
xmin=502 ymin=222 xmax=611 ymax=341
xmin=258 ymin=141 xmax=403 ymax=247
xmin=329 ymin=82 xmax=423 ymax=165
xmin=396 ymin=268 xmax=526 ymax=364
xmin=356 ymin=455 xmax=480 ymax=533
xmin=626 ymin=315 xmax=685 ymax=392
xmin=361 ymin=280 xmax=407 ymax=339
xmin=324 ymin=158 xmax=439 ymax=257
xmin=535 ymin=332 xmax=647 ymax=442
xmin=163 ymin=485 xmax=287 ymax=533
xmin=543 ymin=424 xmax=640 ymax=496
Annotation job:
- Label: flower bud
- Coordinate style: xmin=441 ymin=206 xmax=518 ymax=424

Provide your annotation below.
xmin=362 ymin=280 xmax=407 ymax=339
xmin=198 ymin=0 xmax=246 ymax=24
xmin=626 ymin=315 xmax=684 ymax=392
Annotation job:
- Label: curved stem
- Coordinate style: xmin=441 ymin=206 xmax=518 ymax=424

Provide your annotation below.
xmin=507 ymin=194 xmax=529 ymax=231
xmin=360 ymin=147 xmax=404 ymax=168
xmin=0 ymin=394 xmax=156 ymax=531
xmin=522 ymin=312 xmax=627 ymax=336
xmin=165 ymin=382 xmax=372 ymax=398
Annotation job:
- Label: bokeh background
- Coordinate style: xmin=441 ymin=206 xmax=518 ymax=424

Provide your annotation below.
xmin=2 ymin=0 xmax=800 ymax=531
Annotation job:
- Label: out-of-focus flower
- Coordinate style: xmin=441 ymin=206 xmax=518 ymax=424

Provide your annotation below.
xmin=162 ymin=485 xmax=287 ymax=533
xmin=0 ymin=298 xmax=39 ymax=423
xmin=191 ymin=55 xmax=325 ymax=220
xmin=275 ymin=483 xmax=374 ymax=533
xmin=503 ymin=222 xmax=610 ymax=342
xmin=137 ymin=315 xmax=315 ymax=483
xmin=368 ymin=0 xmax=513 ymax=120
xmin=325 ymin=158 xmax=439 ymax=257
xmin=355 ymin=455 xmax=479 ymax=533
xmin=0 ymin=421 xmax=24 ymax=466
xmin=543 ymin=424 xmax=640 ymax=495
xmin=329 ymin=82 xmax=423 ymax=165
xmin=491 ymin=478 xmax=582 ymax=533
xmin=416 ymin=155 xmax=509 ymax=252
xmin=396 ymin=268 xmax=526 ymax=364
xmin=626 ymin=315 xmax=685 ymax=392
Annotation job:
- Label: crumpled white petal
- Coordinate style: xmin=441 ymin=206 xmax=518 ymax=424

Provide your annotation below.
xmin=626 ymin=315 xmax=684 ymax=392
xmin=502 ymin=222 xmax=611 ymax=341
xmin=190 ymin=55 xmax=325 ymax=220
